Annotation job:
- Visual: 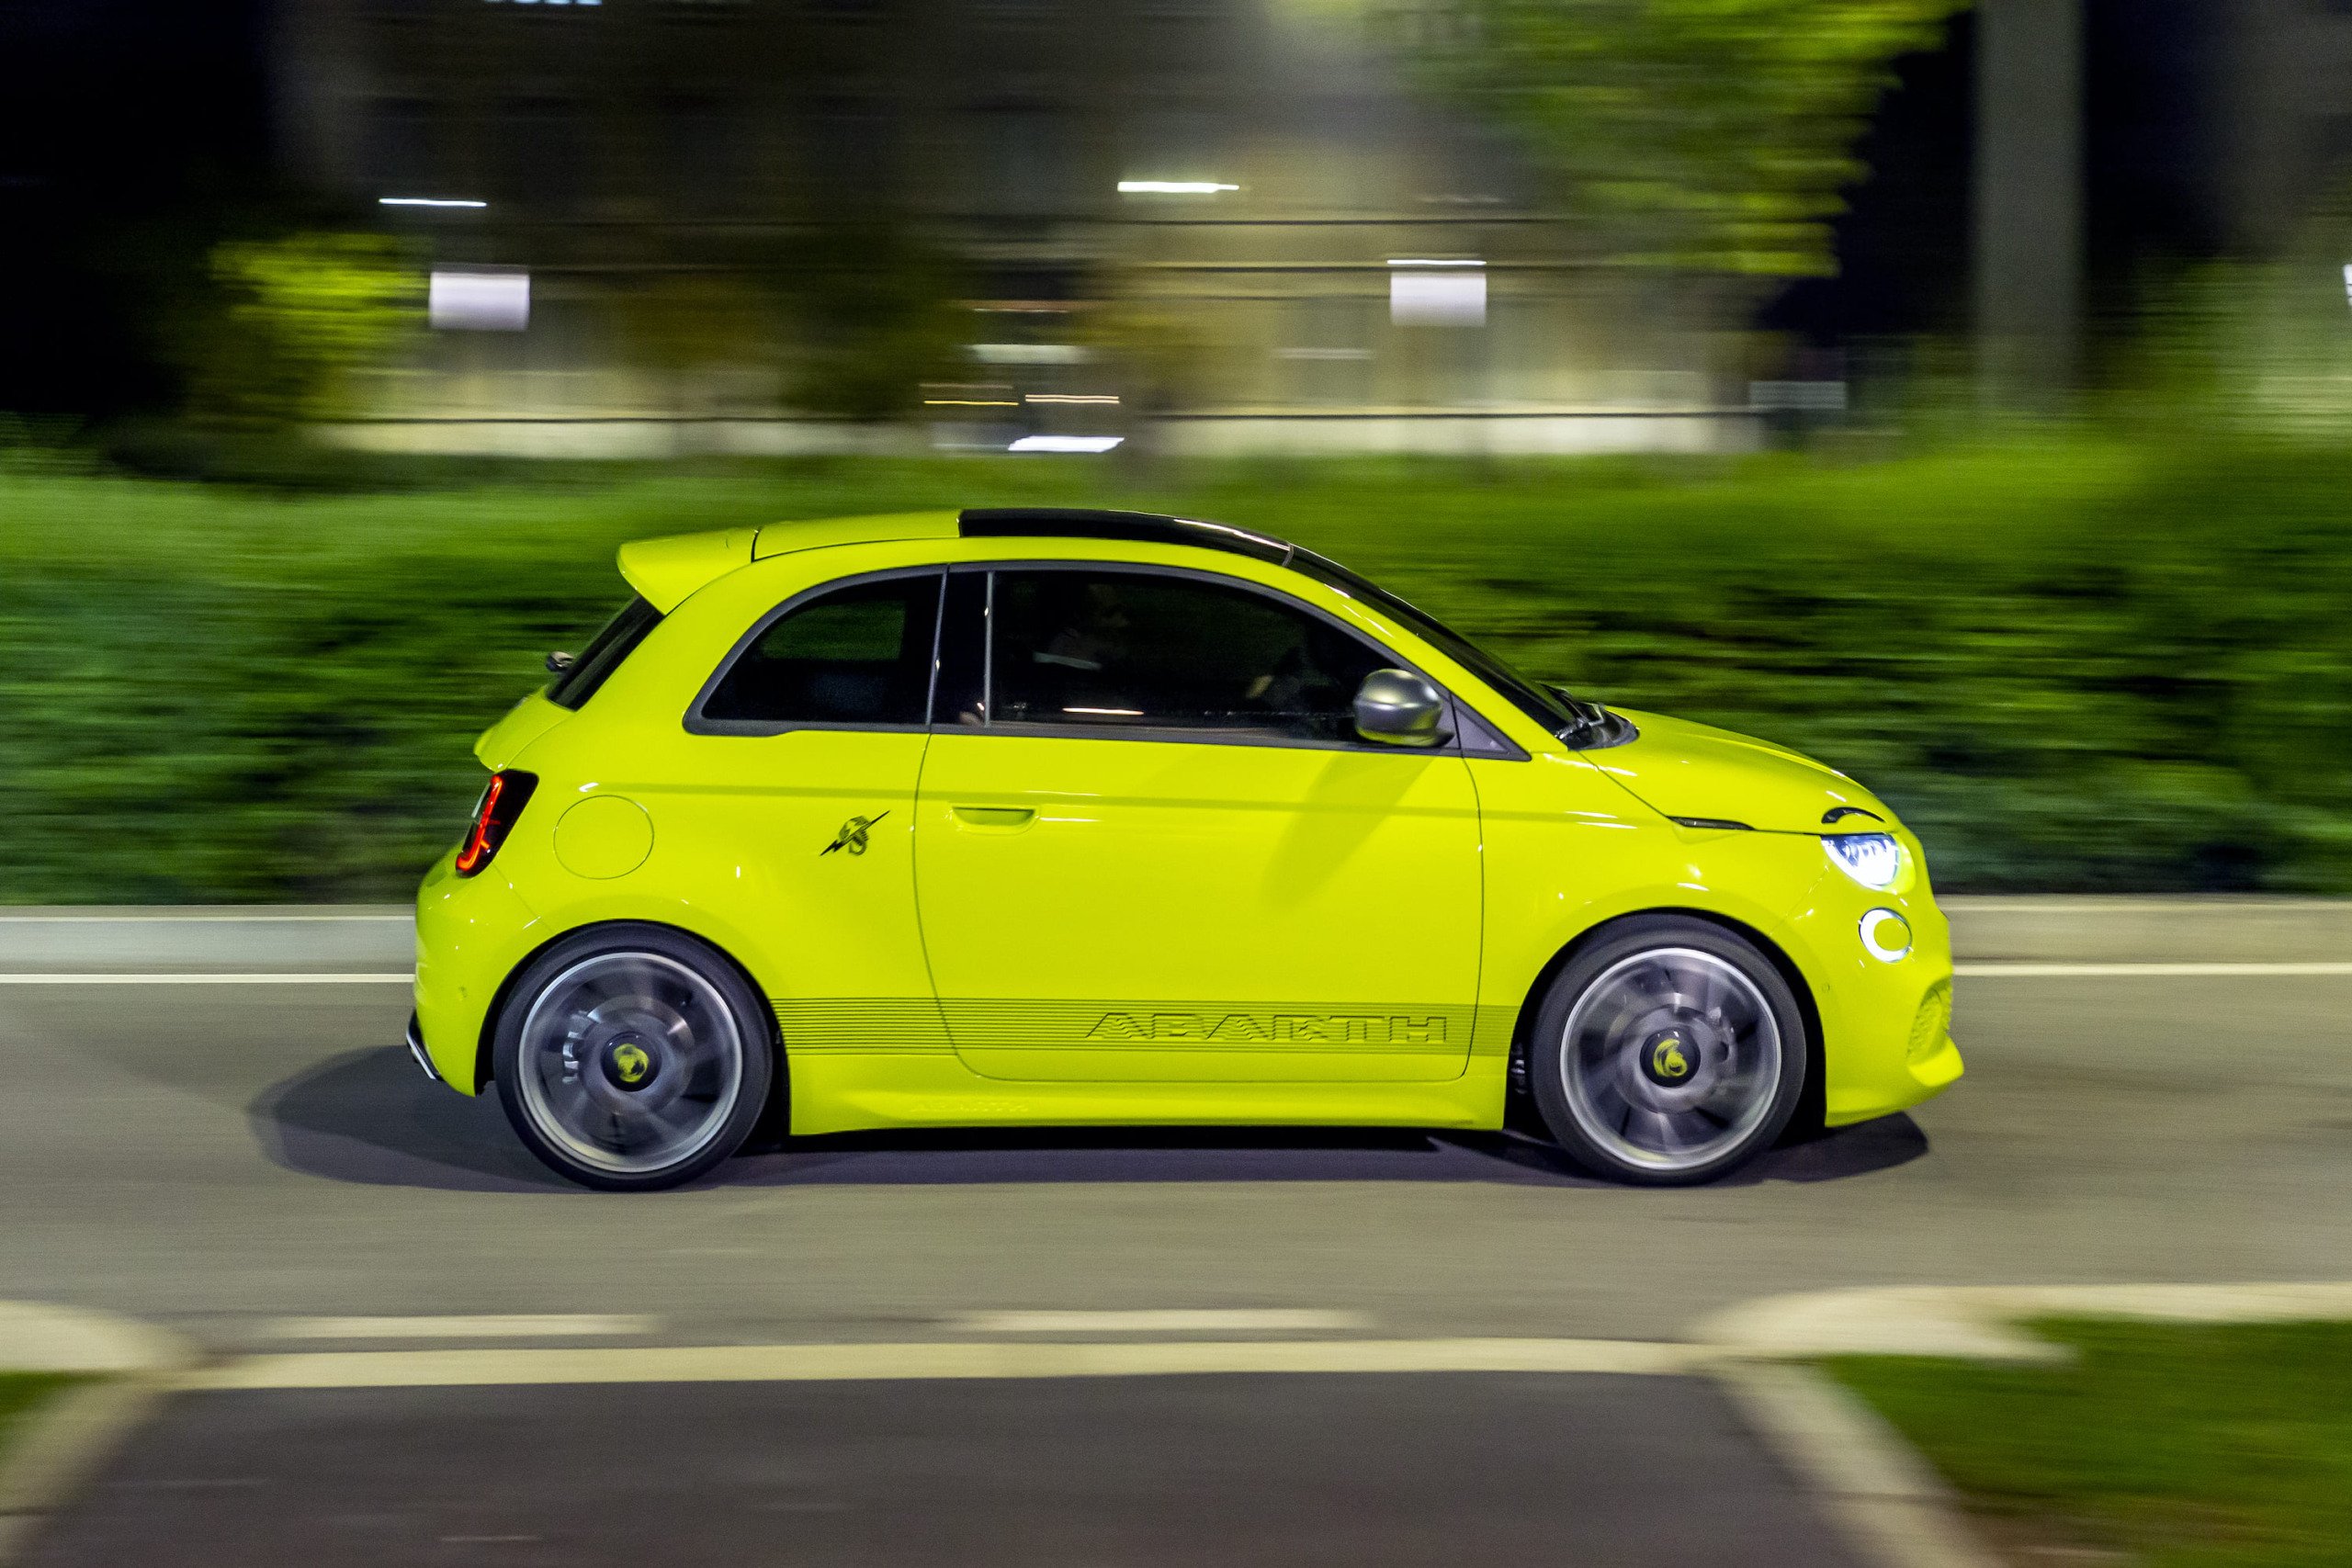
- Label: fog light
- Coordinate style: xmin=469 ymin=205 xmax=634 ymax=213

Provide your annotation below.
xmin=1859 ymin=908 xmax=1913 ymax=963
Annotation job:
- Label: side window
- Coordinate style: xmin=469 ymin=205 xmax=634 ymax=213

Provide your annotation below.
xmin=700 ymin=573 xmax=941 ymax=728
xmin=989 ymin=569 xmax=1389 ymax=744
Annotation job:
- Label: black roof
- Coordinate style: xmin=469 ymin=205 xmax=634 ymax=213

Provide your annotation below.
xmin=957 ymin=508 xmax=1295 ymax=568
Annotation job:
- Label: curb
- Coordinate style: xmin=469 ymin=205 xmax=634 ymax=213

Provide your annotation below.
xmin=0 ymin=1303 xmax=197 ymax=1567
xmin=1714 ymin=1361 xmax=2002 ymax=1568
xmin=1697 ymin=1283 xmax=2352 ymax=1568
xmin=1942 ymin=896 xmax=2352 ymax=964
xmin=1 ymin=897 xmax=2348 ymax=971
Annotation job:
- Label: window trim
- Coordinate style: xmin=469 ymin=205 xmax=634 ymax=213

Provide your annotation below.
xmin=683 ymin=566 xmax=948 ymax=737
xmin=949 ymin=559 xmax=1521 ymax=758
xmin=548 ymin=594 xmax=664 ymax=713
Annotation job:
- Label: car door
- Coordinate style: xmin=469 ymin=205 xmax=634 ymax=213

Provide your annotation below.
xmin=912 ymin=563 xmax=1483 ymax=1083
xmin=652 ymin=568 xmax=948 ymax=1055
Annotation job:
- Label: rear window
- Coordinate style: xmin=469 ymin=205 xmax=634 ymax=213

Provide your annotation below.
xmin=547 ymin=596 xmax=662 ymax=711
xmin=698 ymin=573 xmax=942 ymax=728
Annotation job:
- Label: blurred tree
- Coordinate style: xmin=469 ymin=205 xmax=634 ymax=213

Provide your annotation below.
xmin=1078 ymin=265 xmax=1220 ymax=470
xmin=768 ymin=226 xmax=970 ymax=423
xmin=614 ymin=273 xmax=784 ymax=424
xmin=1390 ymin=0 xmax=1964 ymax=276
xmin=184 ymin=232 xmax=422 ymax=431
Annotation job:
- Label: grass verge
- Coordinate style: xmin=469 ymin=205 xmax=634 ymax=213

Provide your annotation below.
xmin=0 ymin=1373 xmax=85 ymax=1473
xmin=1826 ymin=1318 xmax=2352 ymax=1568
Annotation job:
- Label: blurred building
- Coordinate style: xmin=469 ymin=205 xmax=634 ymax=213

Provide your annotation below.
xmin=272 ymin=0 xmax=1751 ymax=456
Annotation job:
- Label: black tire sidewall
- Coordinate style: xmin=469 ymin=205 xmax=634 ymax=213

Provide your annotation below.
xmin=492 ymin=922 xmax=776 ymax=1191
xmin=1529 ymin=916 xmax=1808 ymax=1187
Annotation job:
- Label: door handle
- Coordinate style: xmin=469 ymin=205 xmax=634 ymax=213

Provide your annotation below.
xmin=949 ymin=805 xmax=1036 ymax=831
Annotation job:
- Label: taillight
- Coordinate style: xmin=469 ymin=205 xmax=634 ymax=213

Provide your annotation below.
xmin=455 ymin=770 xmax=538 ymax=877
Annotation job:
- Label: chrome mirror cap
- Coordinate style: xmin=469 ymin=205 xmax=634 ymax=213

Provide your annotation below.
xmin=1353 ymin=669 xmax=1448 ymax=747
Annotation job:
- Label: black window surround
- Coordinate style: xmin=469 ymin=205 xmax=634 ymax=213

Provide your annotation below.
xmin=684 ymin=559 xmax=1525 ymax=759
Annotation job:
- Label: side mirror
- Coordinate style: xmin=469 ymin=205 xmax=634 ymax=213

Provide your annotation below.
xmin=546 ymin=650 xmax=577 ymax=674
xmin=1353 ymin=669 xmax=1448 ymax=747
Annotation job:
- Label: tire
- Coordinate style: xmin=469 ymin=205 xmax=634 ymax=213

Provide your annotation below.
xmin=492 ymin=923 xmax=775 ymax=1191
xmin=1529 ymin=916 xmax=1807 ymax=1186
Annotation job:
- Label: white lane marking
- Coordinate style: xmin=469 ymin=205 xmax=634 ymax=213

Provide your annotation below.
xmin=0 ymin=973 xmax=414 ymax=986
xmin=954 ymin=1309 xmax=1374 ymax=1335
xmin=268 ymin=1314 xmax=658 ymax=1342
xmin=186 ymin=1337 xmax=1708 ymax=1391
xmin=1955 ymin=962 xmax=2352 ymax=977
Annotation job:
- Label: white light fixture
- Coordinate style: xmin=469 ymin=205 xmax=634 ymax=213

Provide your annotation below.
xmin=380 ymin=197 xmax=488 ymax=209
xmin=1117 ymin=181 xmax=1238 ymax=195
xmin=429 ymin=269 xmax=530 ymax=332
xmin=1859 ymin=908 xmax=1914 ymax=964
xmin=969 ymin=344 xmax=1093 ymax=366
xmin=1008 ymin=434 xmax=1124 ymax=453
xmin=1388 ymin=258 xmax=1487 ymax=326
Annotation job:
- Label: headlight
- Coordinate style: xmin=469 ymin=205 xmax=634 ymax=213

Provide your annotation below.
xmin=1824 ymin=832 xmax=1907 ymax=892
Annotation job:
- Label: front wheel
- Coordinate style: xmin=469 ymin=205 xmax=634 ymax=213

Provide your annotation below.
xmin=1529 ymin=916 xmax=1806 ymax=1186
xmin=492 ymin=924 xmax=775 ymax=1191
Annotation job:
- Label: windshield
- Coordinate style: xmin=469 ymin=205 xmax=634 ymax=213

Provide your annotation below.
xmin=1286 ymin=548 xmax=1589 ymax=738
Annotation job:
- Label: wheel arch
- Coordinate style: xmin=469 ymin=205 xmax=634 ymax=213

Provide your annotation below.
xmin=1507 ymin=907 xmax=1826 ymax=1132
xmin=472 ymin=916 xmax=782 ymax=1094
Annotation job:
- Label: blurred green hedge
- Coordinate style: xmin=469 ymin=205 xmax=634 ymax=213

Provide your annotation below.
xmin=5 ymin=437 xmax=2349 ymax=902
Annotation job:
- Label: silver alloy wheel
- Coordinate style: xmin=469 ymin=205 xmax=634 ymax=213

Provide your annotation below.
xmin=513 ymin=951 xmax=747 ymax=1177
xmin=1557 ymin=945 xmax=1783 ymax=1172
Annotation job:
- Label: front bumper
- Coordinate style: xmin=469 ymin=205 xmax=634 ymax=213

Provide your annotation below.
xmin=1786 ymin=853 xmax=1963 ymax=1126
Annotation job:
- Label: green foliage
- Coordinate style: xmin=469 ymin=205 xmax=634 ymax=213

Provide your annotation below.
xmin=1831 ymin=1319 xmax=2352 ymax=1567
xmin=185 ymin=232 xmax=423 ymax=431
xmin=4 ymin=437 xmax=2352 ymax=902
xmin=1393 ymin=0 xmax=1963 ymax=275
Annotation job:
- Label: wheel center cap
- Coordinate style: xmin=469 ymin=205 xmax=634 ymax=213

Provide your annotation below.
xmin=604 ymin=1039 xmax=658 ymax=1092
xmin=1640 ymin=1031 xmax=1697 ymax=1087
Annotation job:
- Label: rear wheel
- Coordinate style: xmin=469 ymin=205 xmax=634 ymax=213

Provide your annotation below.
xmin=492 ymin=924 xmax=774 ymax=1191
xmin=1529 ymin=916 xmax=1806 ymax=1186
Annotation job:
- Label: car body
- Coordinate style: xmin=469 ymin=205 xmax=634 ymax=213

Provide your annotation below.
xmin=412 ymin=507 xmax=1962 ymax=1189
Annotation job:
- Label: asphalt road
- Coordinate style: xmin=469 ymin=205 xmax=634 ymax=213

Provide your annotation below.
xmin=2 ymin=956 xmax=2348 ymax=1348
xmin=21 ymin=1375 xmax=1860 ymax=1568
xmin=6 ymin=917 xmax=2352 ymax=1565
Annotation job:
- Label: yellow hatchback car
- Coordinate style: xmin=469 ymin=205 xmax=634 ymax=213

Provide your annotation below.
xmin=410 ymin=508 xmax=1962 ymax=1190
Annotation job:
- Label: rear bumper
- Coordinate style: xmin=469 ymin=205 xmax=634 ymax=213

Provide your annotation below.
xmin=414 ymin=849 xmax=544 ymax=1094
xmin=403 ymin=1011 xmax=443 ymax=1084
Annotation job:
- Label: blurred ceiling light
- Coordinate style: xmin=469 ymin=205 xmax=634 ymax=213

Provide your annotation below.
xmin=1276 ymin=347 xmax=1373 ymax=361
xmin=381 ymin=197 xmax=488 ymax=209
xmin=1008 ymin=435 xmax=1124 ymax=453
xmin=924 ymin=398 xmax=1019 ymax=407
xmin=1390 ymin=261 xmax=1487 ymax=327
xmin=1116 ymin=181 xmax=1238 ymax=194
xmin=970 ymin=344 xmax=1092 ymax=365
xmin=2343 ymin=264 xmax=2352 ymax=307
xmin=429 ymin=269 xmax=530 ymax=332
xmin=1386 ymin=257 xmax=1485 ymax=267
xmin=1025 ymin=393 xmax=1120 ymax=404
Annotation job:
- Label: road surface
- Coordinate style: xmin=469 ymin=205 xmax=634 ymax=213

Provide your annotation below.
xmin=3 ymin=908 xmax=2348 ymax=1564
